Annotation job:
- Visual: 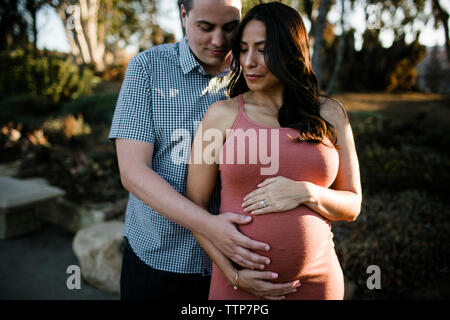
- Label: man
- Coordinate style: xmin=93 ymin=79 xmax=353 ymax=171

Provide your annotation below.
xmin=109 ymin=0 xmax=296 ymax=300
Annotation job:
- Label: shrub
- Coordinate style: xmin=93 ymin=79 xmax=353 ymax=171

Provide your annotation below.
xmin=350 ymin=110 xmax=450 ymax=199
xmin=41 ymin=114 xmax=92 ymax=146
xmin=18 ymin=143 xmax=126 ymax=202
xmin=61 ymin=93 xmax=118 ymax=125
xmin=0 ymin=94 xmax=57 ymax=128
xmin=0 ymin=48 xmax=100 ymax=103
xmin=333 ymin=190 xmax=450 ymax=299
xmin=358 ymin=142 xmax=450 ymax=197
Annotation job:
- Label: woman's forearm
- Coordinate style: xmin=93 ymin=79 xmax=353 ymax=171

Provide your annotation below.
xmin=304 ymin=182 xmax=362 ymax=222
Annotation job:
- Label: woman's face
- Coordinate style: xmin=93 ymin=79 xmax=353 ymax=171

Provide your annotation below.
xmin=239 ymin=19 xmax=282 ymax=93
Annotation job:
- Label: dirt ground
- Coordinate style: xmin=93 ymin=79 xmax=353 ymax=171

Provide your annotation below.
xmin=334 ymin=92 xmax=450 ymax=122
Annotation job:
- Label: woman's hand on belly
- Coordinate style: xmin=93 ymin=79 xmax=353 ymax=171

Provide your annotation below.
xmin=238 ymin=269 xmax=301 ymax=300
xmin=242 ymin=177 xmax=314 ymax=215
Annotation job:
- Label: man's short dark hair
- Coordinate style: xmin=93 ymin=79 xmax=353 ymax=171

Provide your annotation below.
xmin=179 ymin=0 xmax=242 ymax=16
xmin=179 ymin=0 xmax=194 ymax=15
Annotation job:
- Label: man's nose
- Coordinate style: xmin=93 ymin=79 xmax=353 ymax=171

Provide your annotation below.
xmin=211 ymin=30 xmax=225 ymax=47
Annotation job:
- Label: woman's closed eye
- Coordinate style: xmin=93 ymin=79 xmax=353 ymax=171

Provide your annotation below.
xmin=240 ymin=48 xmax=265 ymax=53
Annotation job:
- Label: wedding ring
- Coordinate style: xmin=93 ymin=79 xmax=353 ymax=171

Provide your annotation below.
xmin=260 ymin=200 xmax=267 ymax=208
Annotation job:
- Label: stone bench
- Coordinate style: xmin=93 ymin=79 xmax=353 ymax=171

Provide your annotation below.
xmin=0 ymin=176 xmax=65 ymax=239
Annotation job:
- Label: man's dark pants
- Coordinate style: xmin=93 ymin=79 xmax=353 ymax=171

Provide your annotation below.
xmin=120 ymin=237 xmax=211 ymax=300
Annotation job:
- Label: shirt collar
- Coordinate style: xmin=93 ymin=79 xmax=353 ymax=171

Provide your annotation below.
xmin=179 ymin=37 xmax=231 ymax=78
xmin=179 ymin=37 xmax=202 ymax=75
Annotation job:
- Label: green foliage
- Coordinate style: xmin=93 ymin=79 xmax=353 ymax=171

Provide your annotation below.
xmin=341 ymin=107 xmax=450 ymax=298
xmin=0 ymin=49 xmax=100 ymax=103
xmin=359 ymin=142 xmax=450 ymax=197
xmin=241 ymin=0 xmax=302 ymax=16
xmin=0 ymin=94 xmax=57 ymax=128
xmin=350 ymin=110 xmax=450 ymax=199
xmin=333 ymin=190 xmax=450 ymax=299
xmin=61 ymin=93 xmax=118 ymax=125
xmin=18 ymin=141 xmax=126 ymax=202
xmin=324 ymin=32 xmax=426 ymax=92
xmin=386 ymin=40 xmax=426 ymax=92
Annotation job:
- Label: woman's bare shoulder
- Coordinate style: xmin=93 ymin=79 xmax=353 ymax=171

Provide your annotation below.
xmin=203 ymin=96 xmax=240 ymax=129
xmin=319 ymin=96 xmax=349 ymax=128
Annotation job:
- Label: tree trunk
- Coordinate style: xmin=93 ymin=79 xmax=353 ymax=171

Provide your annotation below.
xmin=30 ymin=5 xmax=38 ymax=51
xmin=311 ymin=0 xmax=331 ymax=84
xmin=58 ymin=0 xmax=107 ymax=71
xmin=65 ymin=2 xmax=92 ymax=65
xmin=326 ymin=0 xmax=346 ymax=95
xmin=56 ymin=5 xmax=83 ymax=64
xmin=85 ymin=0 xmax=105 ymax=71
xmin=52 ymin=0 xmax=156 ymax=71
xmin=432 ymin=0 xmax=450 ymax=62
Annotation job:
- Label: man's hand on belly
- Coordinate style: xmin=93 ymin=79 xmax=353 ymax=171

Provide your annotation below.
xmin=206 ymin=212 xmax=272 ymax=270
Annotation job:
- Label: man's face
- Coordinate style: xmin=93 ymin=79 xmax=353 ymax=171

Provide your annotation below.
xmin=181 ymin=0 xmax=241 ymax=75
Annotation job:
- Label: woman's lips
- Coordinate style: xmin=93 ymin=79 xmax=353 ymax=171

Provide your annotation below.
xmin=246 ymin=74 xmax=262 ymax=81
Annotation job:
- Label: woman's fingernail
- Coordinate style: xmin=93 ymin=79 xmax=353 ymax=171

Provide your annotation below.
xmin=257 ymin=183 xmax=262 ymax=187
xmin=272 ymin=273 xmax=278 ymax=278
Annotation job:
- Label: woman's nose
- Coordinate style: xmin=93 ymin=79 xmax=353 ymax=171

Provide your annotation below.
xmin=245 ymin=51 xmax=257 ymax=67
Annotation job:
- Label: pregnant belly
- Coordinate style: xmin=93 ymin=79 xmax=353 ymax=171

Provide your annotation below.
xmin=237 ymin=206 xmax=334 ymax=282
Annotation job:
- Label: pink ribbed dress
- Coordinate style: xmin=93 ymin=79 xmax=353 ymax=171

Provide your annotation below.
xmin=208 ymin=95 xmax=344 ymax=300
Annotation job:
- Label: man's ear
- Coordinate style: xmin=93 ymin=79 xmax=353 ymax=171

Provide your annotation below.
xmin=180 ymin=4 xmax=188 ymax=29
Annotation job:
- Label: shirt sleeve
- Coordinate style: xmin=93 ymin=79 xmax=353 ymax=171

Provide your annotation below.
xmin=109 ymin=54 xmax=155 ymax=145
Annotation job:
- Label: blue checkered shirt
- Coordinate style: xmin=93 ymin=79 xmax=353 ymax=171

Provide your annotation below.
xmin=109 ymin=38 xmax=230 ymax=275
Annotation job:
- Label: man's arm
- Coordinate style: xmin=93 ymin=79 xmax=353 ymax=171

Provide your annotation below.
xmin=115 ymin=138 xmax=271 ymax=268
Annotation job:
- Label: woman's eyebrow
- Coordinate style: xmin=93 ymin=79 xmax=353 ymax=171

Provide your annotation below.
xmin=240 ymin=40 xmax=266 ymax=45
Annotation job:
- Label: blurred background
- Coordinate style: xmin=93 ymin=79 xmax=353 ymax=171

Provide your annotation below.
xmin=0 ymin=0 xmax=449 ymax=300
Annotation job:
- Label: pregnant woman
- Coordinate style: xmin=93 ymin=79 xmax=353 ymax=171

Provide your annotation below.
xmin=186 ymin=2 xmax=361 ymax=300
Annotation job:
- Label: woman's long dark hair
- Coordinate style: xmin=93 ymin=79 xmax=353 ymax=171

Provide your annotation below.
xmin=228 ymin=2 xmax=338 ymax=147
